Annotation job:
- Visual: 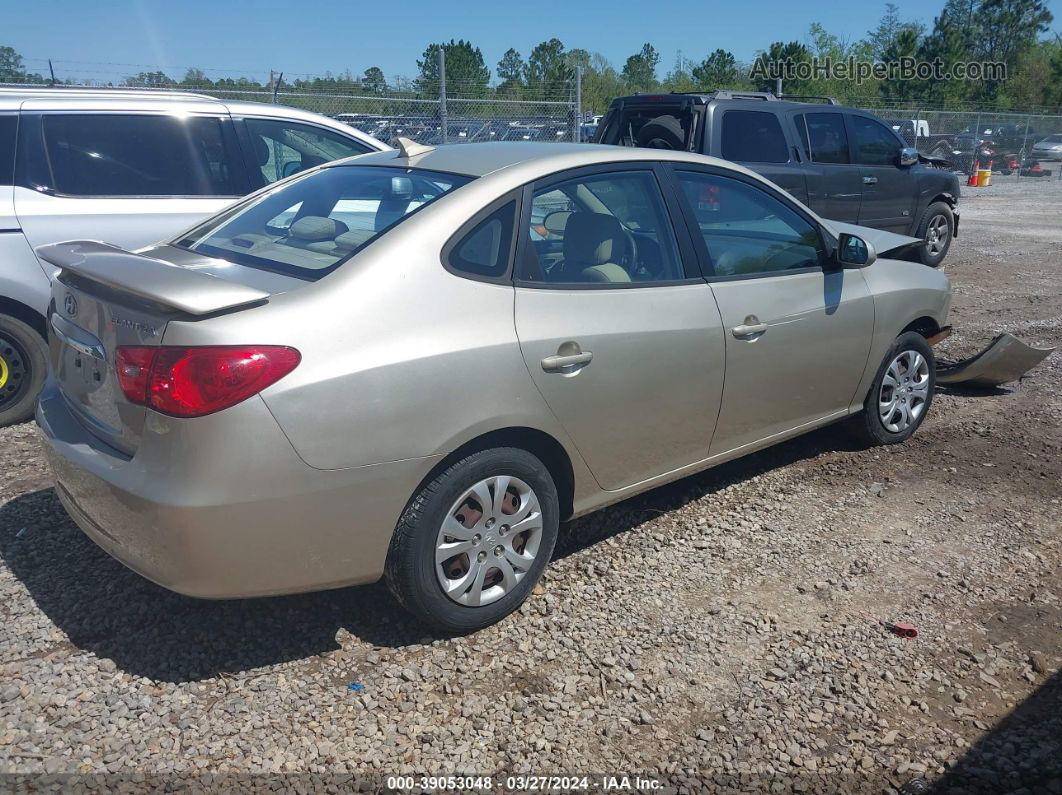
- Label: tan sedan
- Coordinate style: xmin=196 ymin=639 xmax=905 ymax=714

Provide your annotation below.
xmin=36 ymin=141 xmax=951 ymax=631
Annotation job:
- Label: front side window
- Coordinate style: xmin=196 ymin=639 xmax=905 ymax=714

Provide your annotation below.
xmin=522 ymin=170 xmax=685 ymax=285
xmin=245 ymin=118 xmax=372 ymax=185
xmin=177 ymin=165 xmax=470 ymax=279
xmin=676 ymin=170 xmax=825 ymax=277
xmin=850 ymin=115 xmax=902 ymax=166
xmin=41 ymin=114 xmax=237 ymax=196
xmin=721 ymin=110 xmax=788 ymax=164
xmin=799 ymin=112 xmax=850 ymax=164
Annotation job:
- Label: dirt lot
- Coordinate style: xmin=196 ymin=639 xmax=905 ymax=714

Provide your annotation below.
xmin=1 ymin=177 xmax=1060 ymax=793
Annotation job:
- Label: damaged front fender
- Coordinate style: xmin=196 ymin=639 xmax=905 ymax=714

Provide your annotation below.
xmin=936 ymin=334 xmax=1056 ymax=387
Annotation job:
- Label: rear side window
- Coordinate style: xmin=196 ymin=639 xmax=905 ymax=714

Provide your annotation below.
xmin=448 ymin=201 xmax=515 ymax=279
xmin=799 ymin=112 xmax=850 ymax=164
xmin=42 ymin=114 xmax=238 ymax=197
xmin=0 ymin=114 xmax=15 ymax=185
xmin=245 ymin=118 xmax=372 ymax=186
xmin=720 ymin=111 xmax=788 ymax=163
xmin=177 ymin=165 xmax=470 ymax=280
xmin=849 ymin=115 xmax=901 ymax=166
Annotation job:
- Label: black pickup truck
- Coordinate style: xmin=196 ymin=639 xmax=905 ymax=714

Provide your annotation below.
xmin=592 ymin=91 xmax=960 ymax=267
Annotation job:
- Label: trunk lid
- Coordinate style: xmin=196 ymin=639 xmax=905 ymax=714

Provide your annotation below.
xmin=38 ymin=241 xmax=295 ymax=455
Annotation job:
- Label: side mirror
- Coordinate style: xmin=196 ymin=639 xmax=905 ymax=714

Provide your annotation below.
xmin=281 ymin=160 xmax=303 ymax=178
xmin=837 ymin=233 xmax=877 ymax=268
xmin=542 ymin=210 xmax=571 ymax=236
xmin=898 ymin=146 xmax=919 ymax=167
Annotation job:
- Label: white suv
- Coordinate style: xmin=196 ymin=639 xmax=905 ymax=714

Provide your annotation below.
xmin=0 ymin=87 xmax=388 ymax=425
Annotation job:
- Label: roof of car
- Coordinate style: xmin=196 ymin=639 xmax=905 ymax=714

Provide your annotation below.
xmin=332 ymin=141 xmax=761 ymax=181
xmin=0 ymin=87 xmax=388 ymax=149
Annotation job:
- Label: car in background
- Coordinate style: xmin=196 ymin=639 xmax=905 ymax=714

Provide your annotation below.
xmin=593 ymin=91 xmax=961 ymax=270
xmin=37 ymin=141 xmax=950 ymax=631
xmin=1032 ymin=134 xmax=1062 ymax=161
xmin=0 ymin=86 xmax=387 ymax=427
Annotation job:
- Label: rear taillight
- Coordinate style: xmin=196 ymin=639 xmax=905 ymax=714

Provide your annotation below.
xmin=114 ymin=345 xmax=300 ymax=418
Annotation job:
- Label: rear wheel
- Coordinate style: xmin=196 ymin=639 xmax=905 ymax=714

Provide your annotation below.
xmin=851 ymin=332 xmax=935 ymax=446
xmin=0 ymin=315 xmax=47 ymax=427
xmin=385 ymin=447 xmax=559 ymax=633
xmin=915 ymin=201 xmax=954 ymax=268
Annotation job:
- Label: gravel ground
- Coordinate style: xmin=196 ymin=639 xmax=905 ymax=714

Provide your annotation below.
xmin=1 ymin=178 xmax=1060 ymax=793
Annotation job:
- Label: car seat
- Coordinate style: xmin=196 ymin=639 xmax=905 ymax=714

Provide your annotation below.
xmin=559 ymin=213 xmax=632 ymax=283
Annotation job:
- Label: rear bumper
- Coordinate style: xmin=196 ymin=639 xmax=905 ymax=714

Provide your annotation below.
xmin=36 ymin=382 xmax=439 ymax=599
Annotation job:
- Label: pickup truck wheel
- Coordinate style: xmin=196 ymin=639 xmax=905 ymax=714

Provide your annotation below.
xmin=385 ymin=447 xmax=559 ymax=633
xmin=635 ymin=115 xmax=684 ymax=150
xmin=0 ymin=315 xmax=47 ymax=427
xmin=915 ymin=201 xmax=954 ymax=267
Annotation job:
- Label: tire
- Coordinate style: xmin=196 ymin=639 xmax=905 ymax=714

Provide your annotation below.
xmin=385 ymin=447 xmax=560 ymax=633
xmin=635 ymin=115 xmax=684 ymax=150
xmin=851 ymin=332 xmax=935 ymax=447
xmin=0 ymin=314 xmax=48 ymax=428
xmin=915 ymin=201 xmax=954 ymax=267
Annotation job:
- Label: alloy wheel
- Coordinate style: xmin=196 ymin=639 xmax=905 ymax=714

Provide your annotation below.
xmin=926 ymin=215 xmax=950 ymax=256
xmin=879 ymin=350 xmax=931 ymax=433
xmin=435 ymin=475 xmax=543 ymax=607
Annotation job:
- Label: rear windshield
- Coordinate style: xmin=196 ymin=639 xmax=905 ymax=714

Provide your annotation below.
xmin=596 ymin=104 xmax=693 ymax=150
xmin=176 ymin=165 xmax=471 ymax=279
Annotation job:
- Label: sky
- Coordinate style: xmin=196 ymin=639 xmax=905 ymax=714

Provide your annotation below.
xmin=4 ymin=0 xmax=1061 ymax=85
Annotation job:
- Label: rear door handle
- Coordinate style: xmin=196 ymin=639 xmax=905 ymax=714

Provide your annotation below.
xmin=541 ymin=351 xmax=593 ymax=371
xmin=862 ymin=176 xmax=878 ymax=185
xmin=731 ymin=323 xmax=768 ymax=339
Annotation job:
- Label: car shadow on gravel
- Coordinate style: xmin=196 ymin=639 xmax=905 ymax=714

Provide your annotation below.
xmin=930 ymin=668 xmax=1062 ymax=793
xmin=0 ymin=424 xmax=859 ymax=683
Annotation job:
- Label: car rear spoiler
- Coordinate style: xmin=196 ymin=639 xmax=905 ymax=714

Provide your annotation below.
xmin=36 ymin=241 xmax=270 ymax=316
xmin=936 ymin=334 xmax=1055 ymax=388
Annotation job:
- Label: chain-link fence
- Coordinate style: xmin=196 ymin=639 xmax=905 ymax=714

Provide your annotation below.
xmin=854 ymin=106 xmax=1062 ymax=180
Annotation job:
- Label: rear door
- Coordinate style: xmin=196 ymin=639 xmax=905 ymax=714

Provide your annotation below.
xmin=13 ymin=107 xmax=248 ymax=253
xmin=513 ymin=163 xmax=726 ymax=491
xmin=708 ymin=108 xmax=809 ymax=204
xmin=670 ymin=166 xmax=874 ymax=454
xmin=792 ymin=111 xmax=861 ymax=223
xmin=846 ymin=113 xmax=916 ymax=234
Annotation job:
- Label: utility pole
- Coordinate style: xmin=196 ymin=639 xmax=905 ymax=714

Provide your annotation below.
xmin=775 ymin=76 xmax=782 ymax=98
xmin=438 ymin=48 xmax=448 ymax=144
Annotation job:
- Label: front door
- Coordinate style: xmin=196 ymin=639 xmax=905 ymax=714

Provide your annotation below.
xmin=847 ymin=114 xmax=917 ymax=234
xmin=513 ymin=165 xmax=726 ymax=491
xmin=671 ymin=167 xmax=875 ymax=454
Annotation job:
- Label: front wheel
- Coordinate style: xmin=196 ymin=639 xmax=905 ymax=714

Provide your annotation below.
xmin=0 ymin=314 xmax=48 ymax=427
xmin=915 ymin=201 xmax=954 ymax=268
xmin=851 ymin=332 xmax=935 ymax=446
xmin=385 ymin=447 xmax=559 ymax=633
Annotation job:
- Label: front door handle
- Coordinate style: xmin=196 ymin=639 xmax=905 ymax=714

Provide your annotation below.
xmin=863 ymin=175 xmax=878 ymax=185
xmin=541 ymin=350 xmax=593 ymax=371
xmin=732 ymin=322 xmax=768 ymax=339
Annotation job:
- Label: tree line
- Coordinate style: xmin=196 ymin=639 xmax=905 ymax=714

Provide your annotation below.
xmin=1 ymin=0 xmax=1059 ymax=113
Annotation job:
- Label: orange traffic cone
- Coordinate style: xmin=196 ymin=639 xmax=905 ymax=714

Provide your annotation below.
xmin=968 ymin=162 xmax=980 ymax=187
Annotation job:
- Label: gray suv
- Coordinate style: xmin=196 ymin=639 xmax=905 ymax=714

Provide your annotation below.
xmin=593 ymin=91 xmax=960 ymax=269
xmin=0 ymin=87 xmax=387 ymax=426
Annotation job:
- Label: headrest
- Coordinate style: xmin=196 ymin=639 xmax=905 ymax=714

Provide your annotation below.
xmin=386 ymin=176 xmax=413 ymax=200
xmin=288 ymin=216 xmax=349 ymax=242
xmin=562 ymin=212 xmax=627 ymax=267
